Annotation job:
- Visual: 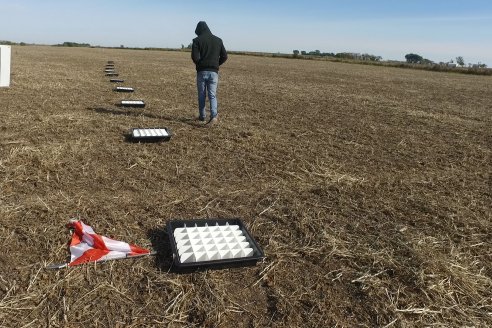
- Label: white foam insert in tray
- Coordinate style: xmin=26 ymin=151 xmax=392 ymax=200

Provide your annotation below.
xmin=121 ymin=100 xmax=144 ymax=105
xmin=132 ymin=128 xmax=169 ymax=138
xmin=174 ymin=223 xmax=254 ymax=263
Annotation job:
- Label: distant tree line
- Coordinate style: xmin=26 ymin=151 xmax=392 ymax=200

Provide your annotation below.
xmin=405 ymin=53 xmax=487 ymax=68
xmin=55 ymin=42 xmax=91 ymax=47
xmin=4 ymin=38 xmax=489 ymax=72
xmin=293 ymin=50 xmax=382 ymax=61
xmin=0 ymin=40 xmax=28 ymax=46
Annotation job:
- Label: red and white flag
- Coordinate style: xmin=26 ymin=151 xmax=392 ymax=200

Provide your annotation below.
xmin=68 ymin=220 xmax=150 ymax=266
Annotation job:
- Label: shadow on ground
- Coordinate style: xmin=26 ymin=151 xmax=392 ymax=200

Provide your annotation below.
xmin=147 ymin=227 xmax=174 ymax=272
xmin=87 ymin=107 xmax=204 ymax=127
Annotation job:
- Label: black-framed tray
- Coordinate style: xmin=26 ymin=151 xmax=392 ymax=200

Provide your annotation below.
xmin=130 ymin=128 xmax=172 ymax=142
xmin=167 ymin=218 xmax=264 ymax=271
xmin=119 ymin=100 xmax=145 ymax=108
xmin=114 ymin=86 xmax=134 ymax=92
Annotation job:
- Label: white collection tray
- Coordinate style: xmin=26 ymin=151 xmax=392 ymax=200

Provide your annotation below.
xmin=174 ymin=224 xmax=254 ymax=263
xmin=168 ymin=219 xmax=264 ymax=271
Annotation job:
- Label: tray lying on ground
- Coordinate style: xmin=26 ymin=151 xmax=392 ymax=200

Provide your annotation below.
xmin=130 ymin=128 xmax=172 ymax=142
xmin=167 ymin=219 xmax=264 ymax=271
xmin=114 ymin=86 xmax=134 ymax=92
xmin=106 ymin=72 xmax=119 ymax=76
xmin=119 ymin=100 xmax=145 ymax=108
xmin=110 ymin=78 xmax=124 ymax=83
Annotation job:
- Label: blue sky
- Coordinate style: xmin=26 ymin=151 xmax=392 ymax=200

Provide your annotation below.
xmin=1 ymin=0 xmax=491 ymax=65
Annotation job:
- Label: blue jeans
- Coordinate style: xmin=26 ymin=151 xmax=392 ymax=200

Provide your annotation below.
xmin=197 ymin=71 xmax=218 ymax=120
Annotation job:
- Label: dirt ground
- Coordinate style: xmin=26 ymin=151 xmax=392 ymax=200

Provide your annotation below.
xmin=0 ymin=46 xmax=490 ymax=327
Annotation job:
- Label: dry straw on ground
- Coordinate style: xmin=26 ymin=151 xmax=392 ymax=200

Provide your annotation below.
xmin=0 ymin=46 xmax=491 ymax=327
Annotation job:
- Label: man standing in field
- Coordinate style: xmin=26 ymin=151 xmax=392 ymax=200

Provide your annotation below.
xmin=192 ymin=21 xmax=228 ymax=125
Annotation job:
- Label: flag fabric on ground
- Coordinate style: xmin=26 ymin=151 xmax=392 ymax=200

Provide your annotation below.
xmin=68 ymin=220 xmax=150 ymax=266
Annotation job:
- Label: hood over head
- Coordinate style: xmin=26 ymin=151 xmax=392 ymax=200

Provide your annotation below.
xmin=195 ymin=21 xmax=211 ymax=36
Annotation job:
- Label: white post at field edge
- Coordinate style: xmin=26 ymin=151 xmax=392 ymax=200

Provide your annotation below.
xmin=0 ymin=45 xmax=12 ymax=87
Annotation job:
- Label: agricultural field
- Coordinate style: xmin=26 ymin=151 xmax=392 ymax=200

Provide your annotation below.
xmin=0 ymin=46 xmax=490 ymax=327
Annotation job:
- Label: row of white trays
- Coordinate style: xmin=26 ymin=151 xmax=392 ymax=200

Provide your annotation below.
xmin=105 ymin=62 xmax=155 ymax=142
xmin=107 ymin=66 xmax=141 ymax=107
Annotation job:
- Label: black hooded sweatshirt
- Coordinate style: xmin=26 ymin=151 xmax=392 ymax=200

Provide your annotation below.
xmin=191 ymin=21 xmax=227 ymax=73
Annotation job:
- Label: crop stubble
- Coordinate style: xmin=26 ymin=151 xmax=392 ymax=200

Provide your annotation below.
xmin=0 ymin=46 xmax=490 ymax=327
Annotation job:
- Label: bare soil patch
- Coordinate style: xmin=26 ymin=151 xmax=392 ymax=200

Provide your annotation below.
xmin=0 ymin=46 xmax=491 ymax=327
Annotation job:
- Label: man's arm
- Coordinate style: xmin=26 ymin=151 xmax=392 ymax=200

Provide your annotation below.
xmin=219 ymin=42 xmax=228 ymax=66
xmin=191 ymin=40 xmax=200 ymax=64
